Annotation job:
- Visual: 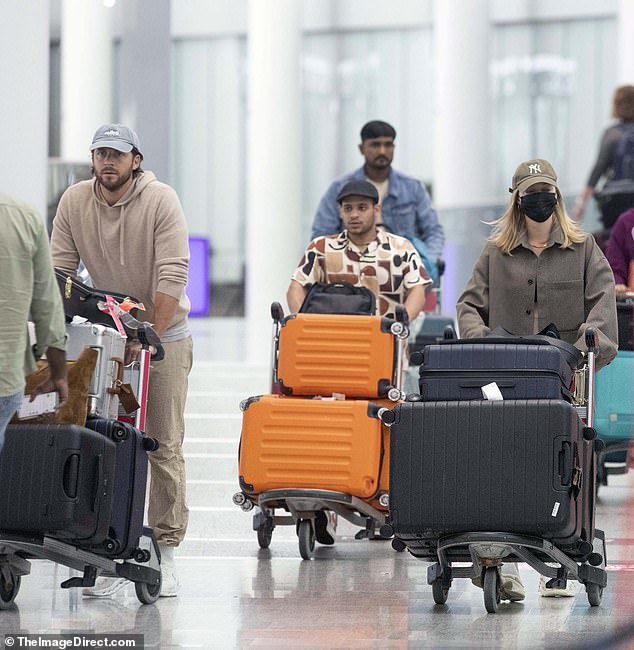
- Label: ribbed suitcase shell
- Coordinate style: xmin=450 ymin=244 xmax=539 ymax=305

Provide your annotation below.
xmin=388 ymin=400 xmax=594 ymax=551
xmin=419 ymin=342 xmax=572 ymax=401
xmin=83 ymin=418 xmax=150 ymax=558
xmin=65 ymin=322 xmax=126 ymax=419
xmin=239 ymin=395 xmax=386 ymax=498
xmin=594 ymin=351 xmax=634 ymax=441
xmin=277 ymin=314 xmax=397 ymax=398
xmin=0 ymin=424 xmax=116 ymax=542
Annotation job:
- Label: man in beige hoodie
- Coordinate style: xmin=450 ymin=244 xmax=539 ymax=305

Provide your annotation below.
xmin=51 ymin=123 xmax=192 ymax=598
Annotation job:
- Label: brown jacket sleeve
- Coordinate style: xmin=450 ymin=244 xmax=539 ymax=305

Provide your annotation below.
xmin=456 ymin=244 xmax=491 ymax=338
xmin=575 ymin=237 xmax=618 ymax=370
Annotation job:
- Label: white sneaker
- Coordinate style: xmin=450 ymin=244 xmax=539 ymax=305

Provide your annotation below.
xmin=500 ymin=572 xmax=526 ymax=602
xmin=538 ymin=575 xmax=578 ymax=597
xmin=82 ymin=576 xmax=128 ymax=598
xmin=159 ymin=544 xmax=179 ymax=598
xmin=471 ymin=569 xmax=526 ymax=601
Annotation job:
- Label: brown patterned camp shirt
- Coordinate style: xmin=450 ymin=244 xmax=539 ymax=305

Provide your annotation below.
xmin=291 ymin=229 xmax=431 ymax=317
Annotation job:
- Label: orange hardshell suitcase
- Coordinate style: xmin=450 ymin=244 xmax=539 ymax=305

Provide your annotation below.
xmin=238 ymin=395 xmax=391 ymax=499
xmin=275 ymin=313 xmax=407 ymax=399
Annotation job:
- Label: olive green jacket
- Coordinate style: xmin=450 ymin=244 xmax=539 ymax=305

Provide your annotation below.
xmin=456 ymin=227 xmax=618 ymax=370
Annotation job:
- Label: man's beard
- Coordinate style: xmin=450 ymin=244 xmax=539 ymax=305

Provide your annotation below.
xmin=96 ymin=167 xmax=133 ymax=192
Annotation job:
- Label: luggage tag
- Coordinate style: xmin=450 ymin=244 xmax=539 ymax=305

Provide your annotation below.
xmin=117 ymin=382 xmax=141 ymax=413
xmin=103 ymin=294 xmax=128 ymax=338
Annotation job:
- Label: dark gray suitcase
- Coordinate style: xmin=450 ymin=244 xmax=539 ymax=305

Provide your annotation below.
xmin=388 ymin=400 xmax=595 ymax=556
xmin=0 ymin=424 xmax=116 ymax=543
xmin=418 ymin=341 xmax=575 ymax=401
xmin=83 ymin=418 xmax=158 ymax=558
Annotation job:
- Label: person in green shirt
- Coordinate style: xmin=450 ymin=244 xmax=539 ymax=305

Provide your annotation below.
xmin=0 ymin=193 xmax=68 ymax=448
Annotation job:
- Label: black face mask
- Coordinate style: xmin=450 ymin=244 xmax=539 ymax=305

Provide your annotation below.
xmin=520 ymin=192 xmax=557 ymax=223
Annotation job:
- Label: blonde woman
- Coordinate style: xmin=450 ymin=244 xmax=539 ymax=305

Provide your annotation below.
xmin=458 ymin=158 xmax=617 ymax=372
xmin=456 ymin=159 xmax=618 ymax=601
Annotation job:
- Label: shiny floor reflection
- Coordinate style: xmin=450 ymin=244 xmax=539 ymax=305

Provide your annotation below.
xmin=0 ymin=318 xmax=632 ymax=649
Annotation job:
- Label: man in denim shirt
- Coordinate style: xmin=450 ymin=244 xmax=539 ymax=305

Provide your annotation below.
xmin=311 ymin=121 xmax=444 ymax=275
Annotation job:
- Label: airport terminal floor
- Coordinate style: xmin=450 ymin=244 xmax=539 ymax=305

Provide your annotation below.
xmin=2 ymin=317 xmax=634 ymax=649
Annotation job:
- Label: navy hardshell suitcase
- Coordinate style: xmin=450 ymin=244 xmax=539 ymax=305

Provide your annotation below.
xmin=0 ymin=424 xmax=116 ymax=543
xmin=418 ymin=341 xmax=575 ymax=401
xmin=83 ymin=418 xmax=158 ymax=558
xmin=388 ymin=400 xmax=595 ymax=557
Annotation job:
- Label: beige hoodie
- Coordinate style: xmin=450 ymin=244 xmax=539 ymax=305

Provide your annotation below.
xmin=51 ymin=171 xmax=190 ymax=339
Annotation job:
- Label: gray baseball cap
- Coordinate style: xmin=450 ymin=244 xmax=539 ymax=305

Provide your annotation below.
xmin=90 ymin=123 xmax=142 ymax=156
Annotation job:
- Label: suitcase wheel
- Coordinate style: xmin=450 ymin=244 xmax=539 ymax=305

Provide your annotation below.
xmin=297 ymin=519 xmax=315 ymax=560
xmin=113 ymin=426 xmax=130 ymax=442
xmin=142 ymin=437 xmax=160 ymax=452
xmin=0 ymin=566 xmax=21 ymax=609
xmin=133 ymin=548 xmax=152 ymax=563
xmin=102 ymin=537 xmax=122 ymax=555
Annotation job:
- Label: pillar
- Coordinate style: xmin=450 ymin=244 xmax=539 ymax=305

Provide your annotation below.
xmin=246 ymin=0 xmax=302 ymax=362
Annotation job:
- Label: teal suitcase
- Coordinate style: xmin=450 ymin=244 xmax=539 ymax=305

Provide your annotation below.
xmin=594 ymin=351 xmax=634 ymax=464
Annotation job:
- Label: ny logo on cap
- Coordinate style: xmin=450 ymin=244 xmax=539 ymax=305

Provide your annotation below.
xmin=528 ymin=163 xmax=542 ymax=174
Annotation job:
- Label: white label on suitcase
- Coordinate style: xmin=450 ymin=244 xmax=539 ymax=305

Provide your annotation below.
xmin=481 ymin=382 xmax=504 ymax=401
xmin=551 ymin=502 xmax=560 ymax=517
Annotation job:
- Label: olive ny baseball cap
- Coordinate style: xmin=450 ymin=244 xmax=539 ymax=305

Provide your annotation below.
xmin=90 ymin=123 xmax=142 ymax=157
xmin=510 ymin=159 xmax=557 ymax=194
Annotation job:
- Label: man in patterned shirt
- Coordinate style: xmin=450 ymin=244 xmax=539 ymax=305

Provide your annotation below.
xmin=287 ymin=180 xmax=431 ymax=320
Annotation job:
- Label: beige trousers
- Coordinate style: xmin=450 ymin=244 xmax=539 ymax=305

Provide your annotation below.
xmin=146 ymin=336 xmax=193 ymax=546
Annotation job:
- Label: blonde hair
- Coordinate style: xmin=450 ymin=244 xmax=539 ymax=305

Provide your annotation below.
xmin=489 ymin=188 xmax=586 ymax=255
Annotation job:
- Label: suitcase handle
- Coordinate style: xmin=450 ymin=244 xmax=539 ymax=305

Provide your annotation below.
xmin=62 ymin=453 xmax=80 ymax=499
xmin=107 ymin=357 xmax=125 ymax=395
xmin=559 ymin=441 xmax=572 ymax=486
xmin=457 ymin=380 xmax=516 ymax=389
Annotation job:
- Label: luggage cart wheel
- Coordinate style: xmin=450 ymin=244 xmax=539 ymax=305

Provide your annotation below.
xmin=297 ymin=519 xmax=315 ymax=560
xmin=135 ymin=574 xmax=161 ymax=605
xmin=257 ymin=518 xmax=274 ymax=549
xmin=0 ymin=567 xmax=20 ymax=609
xmin=391 ymin=538 xmax=407 ymax=553
xmin=483 ymin=567 xmax=501 ymax=614
xmin=586 ymin=582 xmax=603 ymax=607
xmin=431 ymin=579 xmax=450 ymax=605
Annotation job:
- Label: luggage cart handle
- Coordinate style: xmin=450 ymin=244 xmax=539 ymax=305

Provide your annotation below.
xmin=584 ymin=328 xmax=596 ymax=429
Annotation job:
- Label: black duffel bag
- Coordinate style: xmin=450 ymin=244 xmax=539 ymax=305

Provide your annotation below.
xmin=299 ymin=282 xmax=376 ymax=315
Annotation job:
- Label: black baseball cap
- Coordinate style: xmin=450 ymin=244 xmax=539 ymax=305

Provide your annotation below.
xmin=336 ymin=180 xmax=380 ymax=205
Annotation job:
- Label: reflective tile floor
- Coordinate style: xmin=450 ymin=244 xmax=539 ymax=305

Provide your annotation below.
xmin=1 ymin=318 xmax=634 ymax=649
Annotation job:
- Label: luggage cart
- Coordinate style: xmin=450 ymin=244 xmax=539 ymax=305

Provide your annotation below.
xmin=233 ymin=301 xmax=408 ymax=559
xmin=379 ymin=329 xmax=608 ymax=613
xmin=233 ymin=489 xmax=389 ymax=560
xmin=0 ymin=526 xmax=162 ymax=608
xmin=0 ymin=327 xmax=165 ymax=608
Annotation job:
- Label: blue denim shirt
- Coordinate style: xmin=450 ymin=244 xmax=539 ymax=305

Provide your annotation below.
xmin=311 ymin=166 xmax=444 ymax=263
